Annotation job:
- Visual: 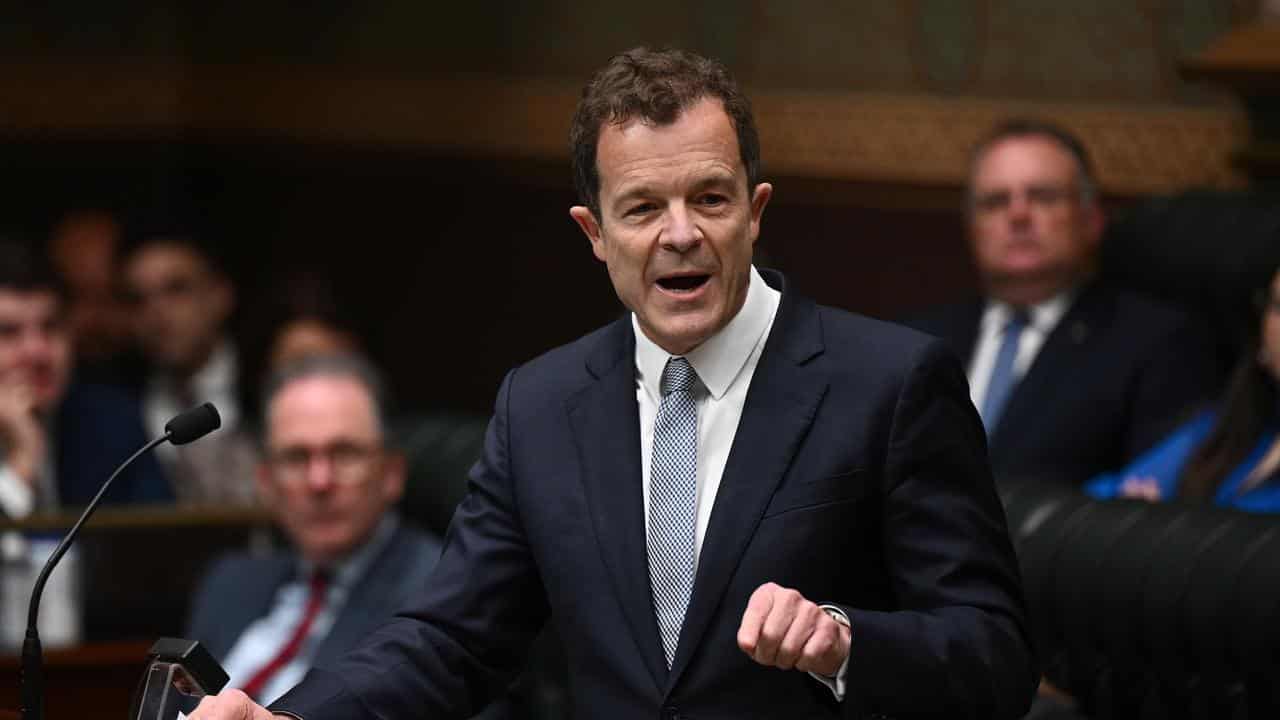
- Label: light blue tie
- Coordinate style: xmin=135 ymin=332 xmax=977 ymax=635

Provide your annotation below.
xmin=648 ymin=356 xmax=699 ymax=668
xmin=980 ymin=309 xmax=1030 ymax=435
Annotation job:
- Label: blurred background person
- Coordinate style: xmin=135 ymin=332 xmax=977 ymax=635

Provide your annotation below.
xmin=906 ymin=119 xmax=1219 ymax=487
xmin=268 ymin=316 xmax=359 ymax=372
xmin=46 ymin=209 xmax=134 ymax=384
xmin=255 ymin=269 xmax=363 ymax=382
xmin=185 ymin=353 xmax=441 ymax=706
xmin=122 ymin=233 xmax=257 ymax=505
xmin=1086 ymin=264 xmax=1280 ymax=511
xmin=0 ymin=236 xmax=169 ymax=518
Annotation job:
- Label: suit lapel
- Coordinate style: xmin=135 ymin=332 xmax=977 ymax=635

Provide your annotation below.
xmin=949 ymin=300 xmax=984 ymax=364
xmin=991 ymin=285 xmax=1105 ymax=446
xmin=566 ymin=317 xmax=668 ymax=692
xmin=666 ymin=283 xmax=828 ymax=691
xmin=211 ymin=558 xmax=293 ymax=661
xmin=314 ymin=526 xmax=407 ymax=667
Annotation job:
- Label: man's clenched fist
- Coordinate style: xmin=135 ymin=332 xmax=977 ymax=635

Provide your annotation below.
xmin=736 ymin=582 xmax=850 ymax=677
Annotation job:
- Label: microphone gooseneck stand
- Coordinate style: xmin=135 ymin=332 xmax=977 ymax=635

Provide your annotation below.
xmin=20 ymin=403 xmax=221 ymax=720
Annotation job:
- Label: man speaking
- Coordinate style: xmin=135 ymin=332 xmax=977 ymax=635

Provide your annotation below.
xmin=192 ymin=47 xmax=1036 ymax=719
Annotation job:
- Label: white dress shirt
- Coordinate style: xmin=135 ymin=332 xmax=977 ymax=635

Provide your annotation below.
xmin=143 ymin=340 xmax=258 ymax=505
xmin=967 ymin=291 xmax=1075 ymax=419
xmin=633 ymin=266 xmax=848 ymax=699
xmin=219 ymin=516 xmax=399 ymax=706
xmin=144 ymin=339 xmax=242 ymax=462
xmin=0 ymin=435 xmax=58 ymax=518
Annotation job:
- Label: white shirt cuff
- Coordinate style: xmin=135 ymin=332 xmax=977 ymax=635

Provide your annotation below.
xmin=0 ymin=463 xmax=35 ymax=518
xmin=808 ymin=604 xmax=851 ymax=701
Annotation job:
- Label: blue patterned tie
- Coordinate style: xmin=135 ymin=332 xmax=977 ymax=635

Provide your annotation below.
xmin=980 ymin=308 xmax=1030 ymax=435
xmin=648 ymin=356 xmax=699 ymax=668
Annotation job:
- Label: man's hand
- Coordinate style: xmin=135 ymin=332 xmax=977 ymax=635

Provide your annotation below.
xmin=737 ymin=582 xmax=851 ymax=677
xmin=0 ymin=380 xmax=44 ymax=485
xmin=187 ymin=689 xmax=281 ymax=719
xmin=1119 ymin=475 xmax=1163 ymax=502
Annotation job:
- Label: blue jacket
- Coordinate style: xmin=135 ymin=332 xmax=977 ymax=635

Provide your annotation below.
xmin=52 ymin=382 xmax=172 ymax=507
xmin=1086 ymin=409 xmax=1280 ymax=512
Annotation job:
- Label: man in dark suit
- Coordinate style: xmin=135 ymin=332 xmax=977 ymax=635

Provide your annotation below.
xmin=185 ymin=354 xmax=443 ymax=705
xmin=906 ymin=119 xmax=1218 ymax=487
xmin=0 ymin=238 xmax=169 ymax=518
xmin=192 ymin=47 xmax=1035 ymax=720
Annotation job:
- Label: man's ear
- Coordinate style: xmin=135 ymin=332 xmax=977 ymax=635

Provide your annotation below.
xmin=210 ymin=274 xmax=236 ymax=323
xmin=255 ymin=462 xmax=277 ymax=508
xmin=381 ymin=450 xmax=406 ymax=504
xmin=748 ymin=182 xmax=773 ymax=245
xmin=1080 ymin=199 xmax=1106 ymax=255
xmin=570 ymin=206 xmax=608 ymax=263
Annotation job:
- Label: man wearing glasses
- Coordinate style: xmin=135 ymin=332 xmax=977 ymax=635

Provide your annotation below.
xmin=907 ymin=119 xmax=1218 ymax=488
xmin=185 ymin=353 xmax=442 ymax=706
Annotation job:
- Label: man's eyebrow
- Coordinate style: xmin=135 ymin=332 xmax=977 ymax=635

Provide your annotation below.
xmin=689 ymin=173 xmax=737 ymax=192
xmin=612 ymin=185 xmax=658 ymax=206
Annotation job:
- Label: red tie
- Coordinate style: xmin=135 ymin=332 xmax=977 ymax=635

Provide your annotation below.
xmin=241 ymin=570 xmax=330 ymax=701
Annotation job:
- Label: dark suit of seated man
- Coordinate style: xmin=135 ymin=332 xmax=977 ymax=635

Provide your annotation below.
xmin=905 ymin=119 xmax=1218 ymax=488
xmin=186 ymin=354 xmax=444 ymax=705
xmin=0 ymin=238 xmax=169 ymax=520
xmin=190 ymin=47 xmax=1036 ymax=720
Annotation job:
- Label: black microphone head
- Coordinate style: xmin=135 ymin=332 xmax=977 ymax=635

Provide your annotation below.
xmin=165 ymin=402 xmax=222 ymax=445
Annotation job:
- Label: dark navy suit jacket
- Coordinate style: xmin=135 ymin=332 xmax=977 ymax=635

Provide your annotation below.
xmin=186 ymin=522 xmax=443 ymax=669
xmin=273 ymin=272 xmax=1037 ymax=719
xmin=50 ymin=382 xmax=171 ymax=508
xmin=905 ymin=283 xmax=1219 ymax=487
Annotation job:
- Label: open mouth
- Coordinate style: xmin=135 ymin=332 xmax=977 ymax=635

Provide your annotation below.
xmin=656 ymin=274 xmax=711 ymax=293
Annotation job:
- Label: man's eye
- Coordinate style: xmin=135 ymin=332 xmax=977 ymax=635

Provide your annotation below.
xmin=974 ymin=192 xmax=1009 ymax=212
xmin=699 ymin=194 xmax=727 ymax=206
xmin=625 ymin=203 xmax=656 ymax=217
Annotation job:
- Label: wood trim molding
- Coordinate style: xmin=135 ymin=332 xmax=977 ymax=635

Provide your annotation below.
xmin=754 ymin=90 xmax=1249 ymax=195
xmin=2 ymin=59 xmax=1248 ymax=195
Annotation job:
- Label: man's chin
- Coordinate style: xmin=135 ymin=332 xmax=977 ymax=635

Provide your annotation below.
xmin=649 ymin=320 xmax=720 ymax=355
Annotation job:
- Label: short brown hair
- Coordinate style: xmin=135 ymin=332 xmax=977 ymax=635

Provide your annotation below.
xmin=570 ymin=47 xmax=762 ymax=219
xmin=968 ymin=118 xmax=1098 ymax=205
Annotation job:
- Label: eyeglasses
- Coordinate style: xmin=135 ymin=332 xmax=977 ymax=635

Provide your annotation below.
xmin=266 ymin=441 xmax=383 ymax=486
xmin=971 ymin=184 xmax=1080 ymax=215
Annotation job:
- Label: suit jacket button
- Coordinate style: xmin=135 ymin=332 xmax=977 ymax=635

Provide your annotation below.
xmin=661 ymin=705 xmax=680 ymax=720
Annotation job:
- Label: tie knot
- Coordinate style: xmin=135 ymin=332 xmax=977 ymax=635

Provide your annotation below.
xmin=1006 ymin=308 xmax=1031 ymax=333
xmin=661 ymin=357 xmax=697 ymax=396
xmin=308 ymin=569 xmax=331 ymax=596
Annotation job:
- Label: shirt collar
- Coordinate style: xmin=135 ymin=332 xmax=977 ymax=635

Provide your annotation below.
xmin=980 ymin=288 xmax=1076 ymax=335
xmin=633 ymin=265 xmax=780 ymax=401
xmin=191 ymin=340 xmax=237 ymax=397
xmin=150 ymin=339 xmax=239 ymax=414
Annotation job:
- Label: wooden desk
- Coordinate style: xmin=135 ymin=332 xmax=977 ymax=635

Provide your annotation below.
xmin=1 ymin=641 xmax=152 ymax=719
xmin=2 ymin=506 xmax=273 ymax=643
xmin=1 ymin=507 xmax=271 ymax=717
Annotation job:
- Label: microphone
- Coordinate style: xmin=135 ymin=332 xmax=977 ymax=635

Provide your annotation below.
xmin=20 ymin=403 xmax=222 ymax=720
xmin=165 ymin=402 xmax=222 ymax=446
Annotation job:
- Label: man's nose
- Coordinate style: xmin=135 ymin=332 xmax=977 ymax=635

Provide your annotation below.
xmin=1007 ymin=193 xmax=1032 ymax=225
xmin=17 ymin=329 xmax=52 ymax=361
xmin=662 ymin=202 xmax=702 ymax=253
xmin=304 ymin=456 xmax=337 ymax=491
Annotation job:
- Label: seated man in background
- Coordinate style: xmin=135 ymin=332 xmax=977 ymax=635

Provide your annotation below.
xmin=122 ymin=233 xmax=258 ymax=505
xmin=47 ymin=209 xmax=134 ymax=383
xmin=186 ymin=353 xmax=443 ymax=706
xmin=0 ymin=237 xmax=169 ymax=518
xmin=906 ymin=119 xmax=1218 ymax=486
